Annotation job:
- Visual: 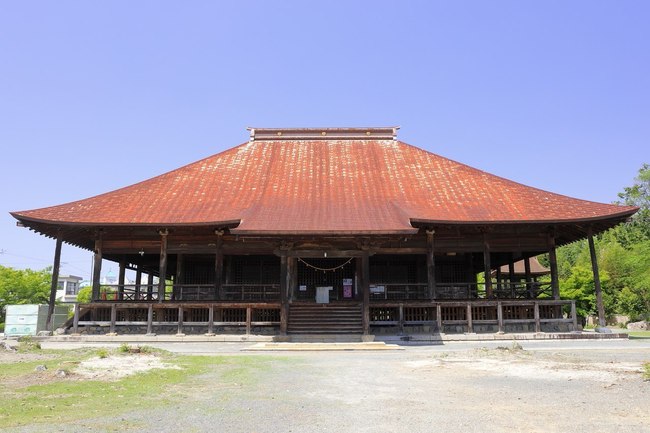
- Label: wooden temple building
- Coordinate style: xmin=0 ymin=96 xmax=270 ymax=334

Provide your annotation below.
xmin=11 ymin=127 xmax=638 ymax=337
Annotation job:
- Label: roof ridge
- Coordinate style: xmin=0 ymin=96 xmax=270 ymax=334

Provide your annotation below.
xmin=247 ymin=127 xmax=399 ymax=141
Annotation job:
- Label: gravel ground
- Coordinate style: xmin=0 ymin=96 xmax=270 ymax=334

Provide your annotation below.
xmin=4 ymin=340 xmax=650 ymax=433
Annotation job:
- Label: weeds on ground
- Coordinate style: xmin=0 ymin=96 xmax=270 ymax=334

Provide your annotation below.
xmin=96 ymin=348 xmax=109 ymax=359
xmin=643 ymin=362 xmax=650 ymax=381
xmin=17 ymin=336 xmax=41 ymax=352
xmin=496 ymin=341 xmax=524 ymax=352
xmin=118 ymin=343 xmax=155 ymax=354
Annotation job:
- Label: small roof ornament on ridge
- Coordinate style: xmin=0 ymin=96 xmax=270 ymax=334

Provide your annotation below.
xmin=247 ymin=127 xmax=400 ymax=142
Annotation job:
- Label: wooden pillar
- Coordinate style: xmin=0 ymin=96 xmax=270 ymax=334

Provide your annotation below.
xmin=214 ymin=231 xmax=224 ymax=300
xmin=158 ymin=229 xmax=169 ymax=302
xmin=146 ymin=304 xmax=154 ymax=335
xmin=176 ymin=253 xmax=184 ymax=285
xmin=495 ymin=268 xmax=502 ymax=292
xmin=46 ymin=228 xmax=63 ymax=332
xmin=246 ymin=307 xmax=252 ymax=335
xmin=72 ymin=302 xmax=80 ymax=335
xmin=147 ymin=273 xmax=154 ymax=301
xmin=571 ymin=300 xmax=578 ymax=331
xmin=534 ymin=302 xmax=541 ymax=333
xmin=175 ymin=253 xmax=184 ymax=301
xmin=177 ymin=306 xmax=184 ymax=335
xmin=91 ymin=231 xmax=103 ymax=301
xmin=206 ymin=305 xmax=215 ymax=335
xmin=466 ymin=303 xmax=473 ymax=333
xmin=524 ymin=257 xmax=533 ymax=298
xmin=361 ymin=253 xmax=370 ymax=335
xmin=398 ymin=303 xmax=405 ymax=335
xmin=426 ymin=229 xmax=436 ymax=300
xmin=135 ymin=268 xmax=142 ymax=300
xmin=289 ymin=257 xmax=298 ymax=302
xmin=483 ymin=236 xmax=493 ymax=298
xmin=508 ymin=257 xmax=516 ymax=298
xmin=588 ymin=228 xmax=606 ymax=328
xmin=436 ymin=304 xmax=443 ymax=333
xmin=280 ymin=255 xmax=289 ymax=335
xmin=109 ymin=303 xmax=117 ymax=334
xmin=548 ymin=236 xmax=560 ymax=300
xmin=467 ymin=253 xmax=476 ymax=298
xmin=497 ymin=301 xmax=504 ymax=333
xmin=118 ymin=257 xmax=126 ymax=300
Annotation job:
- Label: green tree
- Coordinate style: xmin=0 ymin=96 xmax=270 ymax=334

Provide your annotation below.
xmin=554 ymin=163 xmax=650 ymax=321
xmin=615 ymin=163 xmax=650 ymax=246
xmin=76 ymin=286 xmax=92 ymax=303
xmin=0 ymin=265 xmax=52 ymax=323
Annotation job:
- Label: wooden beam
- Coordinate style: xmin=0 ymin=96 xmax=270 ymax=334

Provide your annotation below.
xmin=588 ymin=228 xmax=606 ymax=327
xmin=158 ymin=230 xmax=168 ymax=302
xmin=275 ymin=249 xmax=368 ymax=258
xmin=91 ymin=231 xmax=103 ymax=301
xmin=46 ymin=228 xmax=63 ymax=332
xmin=426 ymin=229 xmax=436 ymax=300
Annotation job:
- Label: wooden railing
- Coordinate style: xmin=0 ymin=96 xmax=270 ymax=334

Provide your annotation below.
xmin=367 ymin=281 xmax=553 ymax=301
xmin=98 ymin=281 xmax=552 ymax=303
xmin=98 ymin=283 xmax=281 ymax=302
xmin=73 ymin=302 xmax=281 ymax=335
xmin=370 ymin=299 xmax=577 ymax=333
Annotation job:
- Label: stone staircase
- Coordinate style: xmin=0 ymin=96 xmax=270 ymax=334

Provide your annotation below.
xmin=287 ymin=303 xmax=363 ymax=334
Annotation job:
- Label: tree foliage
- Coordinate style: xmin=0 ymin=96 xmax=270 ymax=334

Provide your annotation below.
xmin=555 ymin=164 xmax=650 ymax=321
xmin=0 ymin=265 xmax=52 ymax=323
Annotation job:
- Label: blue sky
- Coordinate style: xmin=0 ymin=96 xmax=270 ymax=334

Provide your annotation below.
xmin=1 ymin=1 xmax=648 ymax=280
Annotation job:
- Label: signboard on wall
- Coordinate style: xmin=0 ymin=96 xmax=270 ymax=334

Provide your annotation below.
xmin=343 ymin=278 xmax=353 ymax=298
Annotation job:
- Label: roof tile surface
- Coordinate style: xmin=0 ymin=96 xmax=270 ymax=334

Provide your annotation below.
xmin=12 ymin=138 xmax=637 ymax=233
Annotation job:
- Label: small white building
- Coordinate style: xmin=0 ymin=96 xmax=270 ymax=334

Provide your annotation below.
xmin=56 ymin=274 xmax=83 ymax=303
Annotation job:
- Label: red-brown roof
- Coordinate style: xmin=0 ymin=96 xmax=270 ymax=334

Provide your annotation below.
xmin=12 ymin=127 xmax=637 ymax=234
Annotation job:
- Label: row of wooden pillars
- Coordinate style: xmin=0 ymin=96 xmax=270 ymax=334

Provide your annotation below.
xmin=46 ymin=229 xmax=608 ymax=332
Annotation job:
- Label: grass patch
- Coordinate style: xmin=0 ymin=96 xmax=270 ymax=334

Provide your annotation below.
xmin=643 ymin=362 xmax=650 ymax=380
xmin=0 ymin=348 xmax=284 ymax=428
xmin=628 ymin=331 xmax=650 ymax=339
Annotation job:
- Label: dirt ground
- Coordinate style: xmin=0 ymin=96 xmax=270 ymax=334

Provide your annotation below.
xmin=3 ymin=340 xmax=650 ymax=433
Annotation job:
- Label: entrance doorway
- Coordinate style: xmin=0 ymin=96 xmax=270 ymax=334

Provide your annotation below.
xmin=293 ymin=257 xmax=356 ymax=302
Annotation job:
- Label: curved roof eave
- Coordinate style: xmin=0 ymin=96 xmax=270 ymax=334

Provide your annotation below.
xmin=409 ymin=207 xmax=639 ymax=227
